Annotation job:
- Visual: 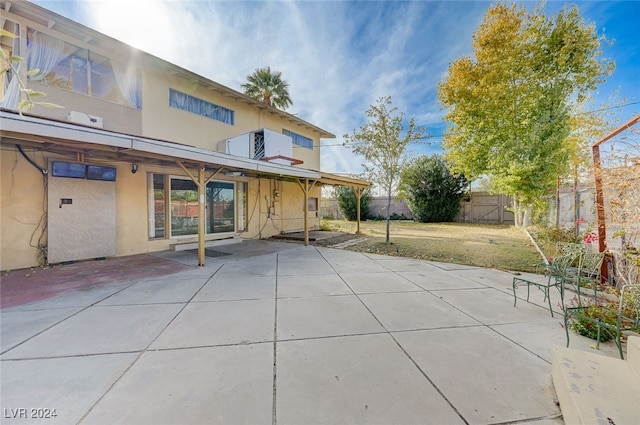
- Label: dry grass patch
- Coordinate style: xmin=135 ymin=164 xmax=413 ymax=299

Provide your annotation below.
xmin=321 ymin=220 xmax=541 ymax=272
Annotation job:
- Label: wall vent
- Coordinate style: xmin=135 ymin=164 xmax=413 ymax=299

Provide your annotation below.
xmin=67 ymin=111 xmax=104 ymax=128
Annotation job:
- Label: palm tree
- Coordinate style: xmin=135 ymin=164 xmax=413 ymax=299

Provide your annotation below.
xmin=241 ymin=66 xmax=292 ymax=110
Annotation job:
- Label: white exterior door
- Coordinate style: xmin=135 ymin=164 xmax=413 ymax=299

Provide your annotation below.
xmin=47 ymin=164 xmax=116 ymax=264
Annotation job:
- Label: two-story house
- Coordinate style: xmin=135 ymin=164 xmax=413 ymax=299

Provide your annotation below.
xmin=0 ymin=0 xmax=368 ymax=271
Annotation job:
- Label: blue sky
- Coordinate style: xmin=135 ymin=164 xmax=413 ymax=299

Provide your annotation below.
xmin=33 ymin=0 xmax=640 ymax=175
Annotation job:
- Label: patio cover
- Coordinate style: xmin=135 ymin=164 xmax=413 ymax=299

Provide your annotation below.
xmin=0 ymin=110 xmax=369 ymax=264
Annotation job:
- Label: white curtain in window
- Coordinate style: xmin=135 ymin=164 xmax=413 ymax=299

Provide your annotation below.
xmin=1 ymin=22 xmax=21 ymax=110
xmin=197 ymin=97 xmax=233 ymax=124
xmin=111 ymin=59 xmax=141 ymax=108
xmin=169 ymin=89 xmax=189 ymax=110
xmin=26 ymin=32 xmax=65 ymax=81
xmin=1 ymin=63 xmax=21 ymax=110
xmin=169 ymin=89 xmax=233 ymax=125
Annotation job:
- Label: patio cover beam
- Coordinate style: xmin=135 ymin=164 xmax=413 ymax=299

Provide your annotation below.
xmin=176 ymin=161 xmax=223 ymax=266
xmin=353 ymin=187 xmax=364 ymax=234
xmin=297 ymin=178 xmax=318 ymax=246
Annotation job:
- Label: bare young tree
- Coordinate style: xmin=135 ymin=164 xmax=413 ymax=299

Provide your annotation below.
xmin=344 ymin=96 xmax=427 ymax=244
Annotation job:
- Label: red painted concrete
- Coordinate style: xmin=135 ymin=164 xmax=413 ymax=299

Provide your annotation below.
xmin=0 ymin=254 xmax=194 ymax=309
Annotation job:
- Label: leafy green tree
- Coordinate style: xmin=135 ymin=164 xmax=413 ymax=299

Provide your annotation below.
xmin=241 ymin=66 xmax=292 ymax=110
xmin=438 ymin=2 xmax=614 ymax=226
xmin=344 ymin=96 xmax=428 ymax=244
xmin=335 ymin=186 xmax=371 ymax=221
xmin=401 ymin=155 xmax=468 ymax=223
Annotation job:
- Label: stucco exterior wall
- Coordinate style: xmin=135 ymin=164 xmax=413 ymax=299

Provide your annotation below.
xmin=236 ymin=178 xmax=320 ymax=240
xmin=0 ymin=149 xmax=48 ymax=270
xmin=27 ymin=82 xmax=142 ymax=135
xmin=140 ymin=69 xmax=321 ymax=170
xmin=1 ymin=152 xmax=319 ymax=271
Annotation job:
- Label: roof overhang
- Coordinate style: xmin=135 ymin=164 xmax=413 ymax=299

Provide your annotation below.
xmin=318 ymin=172 xmax=370 ymax=189
xmin=0 ymin=110 xmax=320 ymax=180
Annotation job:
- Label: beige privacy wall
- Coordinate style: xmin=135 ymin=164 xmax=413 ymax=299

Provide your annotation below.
xmin=47 ymin=169 xmax=116 ymax=264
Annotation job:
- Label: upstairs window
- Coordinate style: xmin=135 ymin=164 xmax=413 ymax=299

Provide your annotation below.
xmin=25 ymin=29 xmax=141 ymax=108
xmin=169 ymin=89 xmax=234 ymax=125
xmin=283 ymin=129 xmax=313 ymax=150
xmin=0 ymin=19 xmax=20 ymax=109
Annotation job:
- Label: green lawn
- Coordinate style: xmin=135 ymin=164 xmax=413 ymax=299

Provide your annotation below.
xmin=321 ymin=219 xmax=543 ymax=272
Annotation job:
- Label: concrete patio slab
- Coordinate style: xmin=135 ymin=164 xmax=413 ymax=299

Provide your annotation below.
xmin=326 ymin=259 xmax=390 ymax=274
xmin=3 ymin=240 xmax=628 ymax=425
xmin=214 ymin=254 xmax=277 ymax=276
xmin=82 ymin=344 xmax=273 ymax=425
xmin=316 ymin=246 xmax=367 ymax=261
xmin=193 ymin=275 xmax=276 ymax=301
xmin=340 ymin=271 xmax=423 ymax=293
xmin=427 ymin=262 xmax=483 ymax=271
xmin=399 ymin=269 xmax=487 ymax=290
xmin=151 ymin=299 xmax=274 ymax=349
xmin=1 ymin=307 xmax=82 ymax=352
xmin=2 ymin=304 xmax=183 ymax=359
xmin=1 ymin=353 xmax=137 ymax=425
xmin=277 ymin=246 xmax=327 ymax=262
xmin=395 ymin=326 xmax=561 ymax=424
xmin=492 ymin=318 xmax=621 ymax=362
xmin=360 ymin=291 xmax=481 ymax=331
xmin=277 ymin=274 xmax=351 ymax=298
xmin=277 ymin=260 xmax=335 ymax=275
xmin=2 ymin=282 xmax=133 ymax=311
xmin=97 ymin=277 xmax=207 ymax=305
xmin=276 ymin=334 xmax=466 ymax=425
xmin=451 ymin=267 xmax=518 ymax=291
xmin=362 ymin=255 xmax=439 ymax=270
xmin=437 ymin=287 xmax=557 ymax=324
xmin=277 ymin=295 xmax=384 ymax=340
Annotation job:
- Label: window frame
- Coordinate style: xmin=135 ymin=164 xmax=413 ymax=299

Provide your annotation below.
xmin=26 ymin=28 xmax=141 ymax=108
xmin=148 ymin=174 xmax=243 ymax=240
xmin=169 ymin=88 xmax=235 ymax=125
xmin=283 ymin=129 xmax=314 ymax=150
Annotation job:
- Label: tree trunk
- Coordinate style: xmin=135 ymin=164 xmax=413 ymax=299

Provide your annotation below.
xmin=523 ymin=206 xmax=533 ymax=227
xmin=385 ymin=191 xmax=392 ymax=245
xmin=555 ymin=176 xmax=560 ymax=227
xmin=573 ymin=166 xmax=579 ymax=237
xmin=513 ymin=198 xmax=526 ymax=227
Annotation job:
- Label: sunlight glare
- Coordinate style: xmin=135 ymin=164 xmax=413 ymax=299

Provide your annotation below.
xmin=88 ymin=0 xmax=178 ymax=61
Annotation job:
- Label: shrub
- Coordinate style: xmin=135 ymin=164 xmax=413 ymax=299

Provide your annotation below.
xmin=570 ymin=303 xmax=618 ymax=342
xmin=336 ymin=186 xmax=371 ymax=221
xmin=400 ymin=155 xmax=468 ymax=223
xmin=367 ymin=212 xmax=408 ymax=221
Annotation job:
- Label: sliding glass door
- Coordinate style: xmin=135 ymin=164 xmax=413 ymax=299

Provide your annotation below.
xmin=206 ymin=181 xmax=234 ymax=234
xmin=166 ymin=177 xmax=235 ymax=237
